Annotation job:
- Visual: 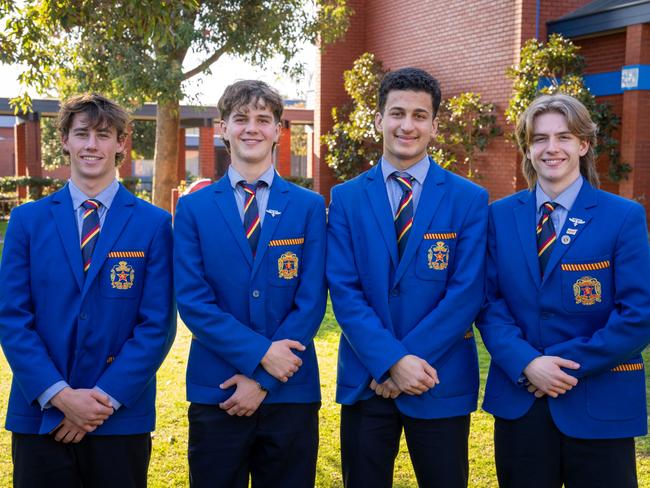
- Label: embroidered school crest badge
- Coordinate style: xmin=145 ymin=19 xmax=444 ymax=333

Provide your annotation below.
xmin=278 ymin=252 xmax=299 ymax=280
xmin=110 ymin=260 xmax=135 ymax=290
xmin=427 ymin=241 xmax=449 ymax=270
xmin=573 ymin=276 xmax=601 ymax=306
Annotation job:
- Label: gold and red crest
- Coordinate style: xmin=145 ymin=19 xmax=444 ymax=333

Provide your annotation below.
xmin=573 ymin=275 xmax=601 ymax=306
xmin=427 ymin=241 xmax=449 ymax=270
xmin=278 ymin=251 xmax=299 ymax=280
xmin=110 ymin=260 xmax=135 ymax=290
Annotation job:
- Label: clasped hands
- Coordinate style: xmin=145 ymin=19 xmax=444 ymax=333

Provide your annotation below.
xmin=370 ymin=354 xmax=440 ymax=399
xmin=523 ymin=355 xmax=580 ymax=398
xmin=49 ymin=387 xmax=114 ymax=444
xmin=219 ymin=339 xmax=305 ymax=417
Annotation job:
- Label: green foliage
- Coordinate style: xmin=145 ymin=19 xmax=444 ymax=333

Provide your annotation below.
xmin=0 ymin=176 xmax=65 ymax=200
xmin=290 ymin=124 xmax=308 ymax=158
xmin=131 ymin=120 xmax=157 ymax=160
xmin=5 ymin=1 xmax=350 ymax=109
xmin=284 ymin=175 xmax=313 ymax=189
xmin=120 ymin=176 xmax=141 ymax=194
xmin=41 ymin=117 xmax=67 ymax=170
xmin=322 ymin=53 xmax=384 ymax=181
xmin=436 ymin=93 xmax=502 ymax=179
xmin=323 ymin=53 xmax=500 ymax=181
xmin=506 ymin=34 xmax=629 ymax=182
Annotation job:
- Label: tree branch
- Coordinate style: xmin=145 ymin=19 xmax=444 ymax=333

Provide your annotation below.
xmin=182 ymin=45 xmax=228 ymax=81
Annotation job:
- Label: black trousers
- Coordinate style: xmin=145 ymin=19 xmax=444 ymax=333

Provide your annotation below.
xmin=12 ymin=432 xmax=151 ymax=488
xmin=188 ymin=402 xmax=320 ymax=488
xmin=494 ymin=398 xmax=638 ymax=488
xmin=341 ymin=396 xmax=470 ymax=488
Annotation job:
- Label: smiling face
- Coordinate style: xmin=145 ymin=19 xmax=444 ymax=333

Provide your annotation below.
xmin=375 ymin=90 xmax=438 ymax=170
xmin=62 ymin=112 xmax=124 ymax=192
xmin=221 ymin=100 xmax=280 ymax=172
xmin=528 ymin=111 xmax=589 ymax=198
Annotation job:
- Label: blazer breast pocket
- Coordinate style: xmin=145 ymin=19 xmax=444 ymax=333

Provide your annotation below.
xmin=267 ymin=237 xmax=304 ymax=287
xmin=100 ymin=251 xmax=146 ymax=298
xmin=560 ymin=256 xmax=613 ymax=313
xmin=415 ymin=231 xmax=457 ymax=281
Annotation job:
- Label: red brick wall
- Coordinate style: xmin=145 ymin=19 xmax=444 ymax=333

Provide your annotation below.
xmin=276 ymin=125 xmax=291 ymax=176
xmin=575 ymin=32 xmax=626 ymax=74
xmin=198 ymin=126 xmax=216 ymax=179
xmin=314 ymin=0 xmax=366 ymax=200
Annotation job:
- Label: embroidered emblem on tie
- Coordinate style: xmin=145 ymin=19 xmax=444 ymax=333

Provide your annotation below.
xmin=278 ymin=251 xmax=299 ymax=280
xmin=81 ymin=199 xmax=101 ymax=273
xmin=573 ymin=276 xmax=601 ymax=306
xmin=392 ymin=173 xmax=414 ymax=259
xmin=427 ymin=241 xmax=449 ymax=270
xmin=110 ymin=261 xmax=135 ymax=290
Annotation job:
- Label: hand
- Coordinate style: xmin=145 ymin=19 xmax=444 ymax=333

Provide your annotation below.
xmin=523 ymin=356 xmax=580 ymax=398
xmin=260 ymin=339 xmax=305 ymax=383
xmin=526 ymin=384 xmax=546 ymax=398
xmin=50 ymin=418 xmax=87 ymax=444
xmin=50 ymin=387 xmax=114 ymax=432
xmin=370 ymin=378 xmax=401 ymax=399
xmin=389 ymin=355 xmax=439 ymax=395
xmin=219 ymin=374 xmax=267 ymax=417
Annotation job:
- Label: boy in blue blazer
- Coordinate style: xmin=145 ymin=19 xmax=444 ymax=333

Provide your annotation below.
xmin=477 ymin=93 xmax=650 ymax=487
xmin=174 ymin=80 xmax=326 ymax=488
xmin=327 ymin=67 xmax=488 ymax=487
xmin=0 ymin=94 xmax=176 ymax=488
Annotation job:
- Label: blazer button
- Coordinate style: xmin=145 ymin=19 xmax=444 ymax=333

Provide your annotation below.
xmin=540 ymin=312 xmax=554 ymax=320
xmin=252 ymin=290 xmax=260 ymax=298
xmin=390 ymin=288 xmax=399 ymax=297
xmin=79 ymin=312 xmax=88 ymax=320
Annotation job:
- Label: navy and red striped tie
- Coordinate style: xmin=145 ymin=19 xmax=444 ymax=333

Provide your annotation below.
xmin=81 ymin=199 xmax=101 ymax=273
xmin=392 ymin=172 xmax=414 ymax=259
xmin=239 ymin=181 xmax=264 ymax=255
xmin=537 ymin=201 xmax=558 ymax=276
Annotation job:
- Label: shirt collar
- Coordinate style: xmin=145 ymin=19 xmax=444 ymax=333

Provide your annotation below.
xmin=68 ymin=178 xmax=120 ymax=210
xmin=535 ymin=175 xmax=583 ymax=212
xmin=228 ymin=164 xmax=275 ymax=189
xmin=381 ymin=155 xmax=430 ymax=185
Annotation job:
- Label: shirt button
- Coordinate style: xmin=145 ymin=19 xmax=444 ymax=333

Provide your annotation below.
xmin=252 ymin=290 xmax=260 ymax=298
xmin=79 ymin=312 xmax=88 ymax=320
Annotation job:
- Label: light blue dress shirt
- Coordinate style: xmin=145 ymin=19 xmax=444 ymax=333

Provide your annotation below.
xmin=381 ymin=155 xmax=429 ymax=217
xmin=38 ymin=178 xmax=122 ymax=411
xmin=228 ymin=164 xmax=275 ymax=225
xmin=535 ymin=175 xmax=583 ymax=234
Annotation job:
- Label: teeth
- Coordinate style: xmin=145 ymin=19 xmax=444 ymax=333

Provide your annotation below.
xmin=82 ymin=156 xmax=101 ymax=160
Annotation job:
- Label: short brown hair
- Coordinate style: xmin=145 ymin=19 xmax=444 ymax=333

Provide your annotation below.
xmin=517 ymin=93 xmax=599 ymax=189
xmin=58 ymin=93 xmax=130 ymax=165
xmin=218 ymin=80 xmax=284 ymax=124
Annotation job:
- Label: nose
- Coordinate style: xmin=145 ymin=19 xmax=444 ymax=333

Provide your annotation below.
xmin=401 ymin=115 xmax=415 ymax=132
xmin=84 ymin=133 xmax=98 ymax=149
xmin=545 ymin=136 xmax=560 ymax=153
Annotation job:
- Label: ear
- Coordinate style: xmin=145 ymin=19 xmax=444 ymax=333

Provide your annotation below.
xmin=430 ymin=117 xmax=439 ymax=139
xmin=578 ymin=138 xmax=589 ymax=157
xmin=274 ymin=121 xmax=281 ymax=143
xmin=116 ymin=134 xmax=126 ymax=154
xmin=61 ymin=133 xmax=69 ymax=152
xmin=374 ymin=111 xmax=383 ymax=132
xmin=219 ymin=119 xmax=228 ymax=142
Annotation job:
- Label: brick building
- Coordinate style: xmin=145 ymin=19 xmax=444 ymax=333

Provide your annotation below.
xmin=314 ymin=0 xmax=650 ymax=217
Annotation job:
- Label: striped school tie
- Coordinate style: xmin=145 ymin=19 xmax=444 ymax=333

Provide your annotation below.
xmin=81 ymin=199 xmax=101 ymax=273
xmin=392 ymin=172 xmax=414 ymax=259
xmin=239 ymin=181 xmax=265 ymax=255
xmin=537 ymin=201 xmax=558 ymax=276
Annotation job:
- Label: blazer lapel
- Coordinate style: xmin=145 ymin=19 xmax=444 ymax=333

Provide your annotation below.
xmin=365 ymin=164 xmax=399 ymax=269
xmin=213 ymin=176 xmax=254 ymax=266
xmin=82 ymin=185 xmax=135 ymax=295
xmin=542 ymin=181 xmax=596 ymax=282
xmin=514 ymin=190 xmax=542 ymax=288
xmin=251 ymin=174 xmax=290 ymax=278
xmin=51 ymin=185 xmax=84 ymax=291
xmin=393 ymin=160 xmax=445 ymax=285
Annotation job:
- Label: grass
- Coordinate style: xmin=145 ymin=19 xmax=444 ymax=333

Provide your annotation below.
xmin=0 ymin=238 xmax=648 ymax=485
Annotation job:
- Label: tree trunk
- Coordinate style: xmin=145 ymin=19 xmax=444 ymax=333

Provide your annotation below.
xmin=152 ymin=98 xmax=180 ymax=211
